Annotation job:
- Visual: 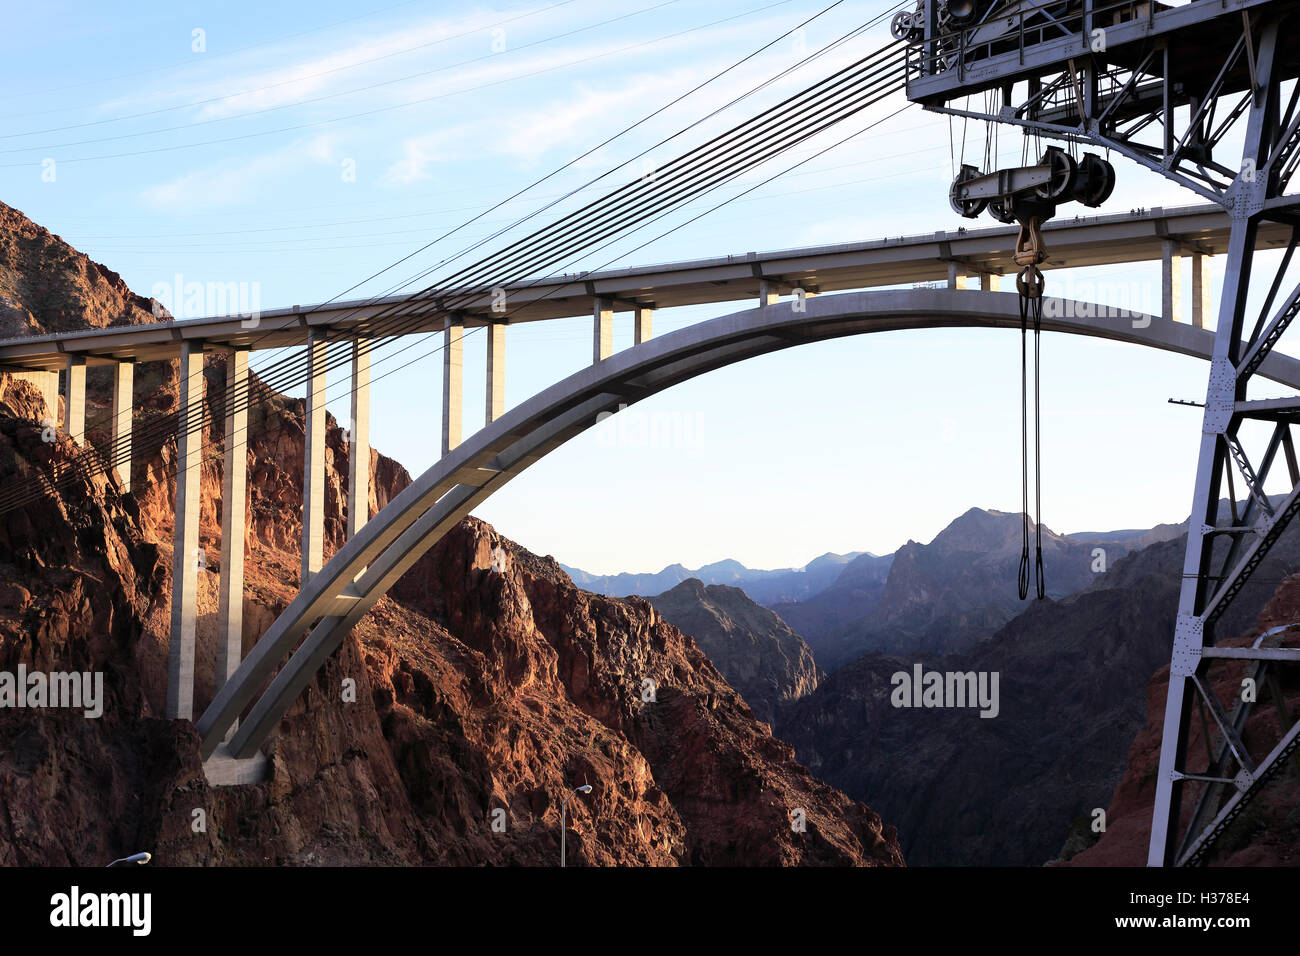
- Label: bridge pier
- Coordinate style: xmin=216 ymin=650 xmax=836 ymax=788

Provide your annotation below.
xmin=593 ymin=297 xmax=613 ymax=361
xmin=946 ymin=262 xmax=969 ymax=290
xmin=302 ymin=330 xmax=327 ymax=585
xmin=217 ymin=348 xmax=248 ymax=725
xmin=486 ymin=321 xmax=505 ymax=423
xmin=348 ymin=338 xmax=370 ymax=537
xmin=7 ymin=370 xmax=59 ymax=423
xmin=110 ymin=359 xmax=133 ymax=493
xmin=1162 ymin=239 xmax=1183 ymax=324
xmin=758 ymin=280 xmax=780 ymax=307
xmin=443 ymin=316 xmax=463 ymax=454
xmin=166 ymin=340 xmax=204 ymax=721
xmin=1191 ymin=252 xmax=1212 ymax=329
xmin=634 ymin=306 xmax=653 ymax=344
xmin=62 ymin=354 xmax=86 ymax=444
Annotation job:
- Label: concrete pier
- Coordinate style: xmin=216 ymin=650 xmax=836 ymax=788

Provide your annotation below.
xmin=110 ymin=360 xmax=133 ymax=492
xmin=63 ymin=355 xmax=86 ymax=444
xmin=1192 ymin=253 xmax=1212 ymax=329
xmin=217 ymin=348 xmax=248 ymax=708
xmin=634 ymin=306 xmax=653 ymax=345
xmin=348 ymin=338 xmax=371 ymax=538
xmin=301 ymin=330 xmax=327 ymax=585
xmin=593 ymin=297 xmax=613 ymax=362
xmin=1162 ymin=239 xmax=1183 ymax=323
xmin=166 ymin=340 xmax=204 ymax=721
xmin=443 ymin=316 xmax=463 ymax=455
xmin=486 ymin=321 xmax=505 ymax=423
xmin=759 ymin=280 xmax=780 ymax=306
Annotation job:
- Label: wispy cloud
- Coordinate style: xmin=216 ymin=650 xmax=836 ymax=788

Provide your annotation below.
xmin=140 ymin=134 xmax=340 ymax=211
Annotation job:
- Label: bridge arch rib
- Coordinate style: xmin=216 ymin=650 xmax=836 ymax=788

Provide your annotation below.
xmin=195 ymin=287 xmax=1300 ymax=760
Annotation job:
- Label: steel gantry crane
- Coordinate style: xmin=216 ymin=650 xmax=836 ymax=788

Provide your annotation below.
xmin=901 ymin=0 xmax=1300 ymax=866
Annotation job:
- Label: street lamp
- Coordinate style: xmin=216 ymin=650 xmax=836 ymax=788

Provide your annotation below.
xmin=560 ymin=784 xmax=593 ymax=867
xmin=106 ymin=852 xmax=151 ymax=867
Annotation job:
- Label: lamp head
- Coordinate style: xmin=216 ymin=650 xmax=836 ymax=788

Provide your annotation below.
xmin=578 ymin=785 xmax=593 ymax=794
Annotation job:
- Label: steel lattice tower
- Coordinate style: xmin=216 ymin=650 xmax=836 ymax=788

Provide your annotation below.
xmin=901 ymin=0 xmax=1300 ymax=865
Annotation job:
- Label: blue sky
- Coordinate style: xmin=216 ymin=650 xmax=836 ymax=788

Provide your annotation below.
xmin=2 ymin=0 xmax=1292 ymax=574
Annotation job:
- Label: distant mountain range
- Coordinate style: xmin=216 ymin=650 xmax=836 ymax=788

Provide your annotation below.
xmin=779 ymin=508 xmax=1186 ymax=669
xmin=561 ymin=551 xmax=869 ymax=606
xmin=566 ymin=506 xmax=1188 ymax=672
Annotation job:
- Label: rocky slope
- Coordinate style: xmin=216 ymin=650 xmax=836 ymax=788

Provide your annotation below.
xmin=0 ymin=201 xmax=902 ymax=867
xmin=646 ymin=578 xmax=821 ymax=727
xmin=779 ymin=526 xmax=1300 ymax=865
xmin=0 ymin=200 xmax=159 ymax=339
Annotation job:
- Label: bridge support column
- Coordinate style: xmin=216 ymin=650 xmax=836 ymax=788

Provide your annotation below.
xmin=593 ymin=297 xmax=613 ymax=362
xmin=633 ymin=307 xmax=653 ymax=345
xmin=167 ymin=340 xmax=204 ymax=721
xmin=10 ymin=370 xmax=58 ymax=423
xmin=1162 ymin=239 xmax=1184 ymax=323
xmin=63 ymin=354 xmax=86 ymax=444
xmin=486 ymin=321 xmax=505 ymax=423
xmin=443 ymin=315 xmax=463 ymax=454
xmin=758 ymin=280 xmax=780 ymax=307
xmin=985 ymin=273 xmax=1001 ymax=292
xmin=110 ymin=360 xmax=133 ymax=493
xmin=946 ymin=262 xmax=968 ymax=289
xmin=217 ymin=349 xmax=248 ymax=726
xmin=301 ymin=330 xmax=327 ymax=585
xmin=38 ymin=372 xmax=58 ymax=423
xmin=348 ymin=338 xmax=370 ymax=538
xmin=1191 ymin=253 xmax=1212 ymax=329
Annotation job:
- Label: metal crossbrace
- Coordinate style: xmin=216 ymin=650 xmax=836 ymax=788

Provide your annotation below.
xmin=1239 ymin=286 xmax=1300 ymax=382
xmin=1190 ymin=674 xmax=1256 ymax=775
xmin=1202 ymin=476 xmax=1300 ymax=628
xmin=1179 ymin=712 xmax=1300 ymax=867
xmin=1225 ymin=436 xmax=1276 ymax=519
xmin=1214 ymin=424 xmax=1284 ymax=575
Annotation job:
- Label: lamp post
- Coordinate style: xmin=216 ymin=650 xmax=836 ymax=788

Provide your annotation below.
xmin=106 ymin=852 xmax=151 ymax=867
xmin=560 ymin=784 xmax=592 ymax=867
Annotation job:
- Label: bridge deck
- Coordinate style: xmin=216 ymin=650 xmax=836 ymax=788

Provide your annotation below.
xmin=0 ymin=202 xmax=1284 ymax=370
